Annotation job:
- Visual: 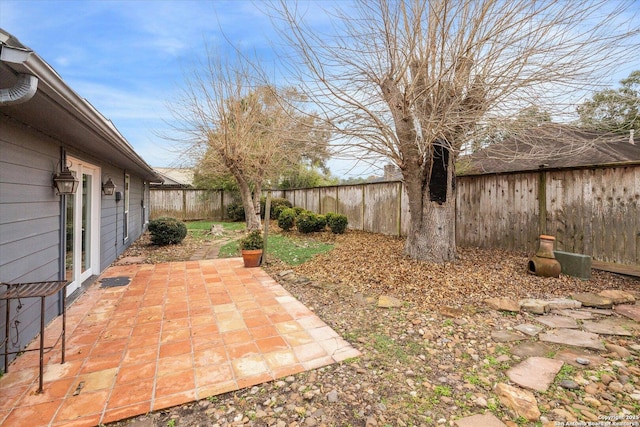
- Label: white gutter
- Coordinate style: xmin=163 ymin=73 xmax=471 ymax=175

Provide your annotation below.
xmin=0 ymin=45 xmax=38 ymax=105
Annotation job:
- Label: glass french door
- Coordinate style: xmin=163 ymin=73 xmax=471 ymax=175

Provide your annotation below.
xmin=65 ymin=158 xmax=100 ymax=296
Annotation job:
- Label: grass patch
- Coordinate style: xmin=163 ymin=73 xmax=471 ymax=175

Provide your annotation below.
xmin=186 ymin=221 xmax=245 ymax=243
xmin=372 ymin=333 xmax=410 ymax=363
xmin=219 ymin=240 xmax=241 ymax=258
xmin=186 ymin=221 xmax=245 ymax=231
xmin=433 ymin=385 xmax=452 ymax=397
xmin=556 ymin=364 xmax=576 ymax=381
xmin=218 ymin=233 xmax=333 ymax=265
xmin=265 ymin=235 xmax=333 ymax=265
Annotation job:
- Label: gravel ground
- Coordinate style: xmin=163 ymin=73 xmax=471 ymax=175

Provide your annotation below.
xmin=109 ymin=228 xmax=640 ymax=427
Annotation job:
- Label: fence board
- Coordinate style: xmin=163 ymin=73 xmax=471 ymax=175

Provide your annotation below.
xmin=363 ymin=182 xmax=399 ymax=235
xmin=336 ymin=185 xmax=364 ymax=230
xmin=319 ymin=187 xmax=338 ymax=214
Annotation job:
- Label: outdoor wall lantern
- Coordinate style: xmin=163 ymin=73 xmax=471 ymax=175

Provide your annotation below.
xmin=102 ymin=178 xmax=116 ymax=196
xmin=52 ymin=165 xmax=79 ymax=195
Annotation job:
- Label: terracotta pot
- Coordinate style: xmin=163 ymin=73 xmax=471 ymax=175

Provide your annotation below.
xmin=527 ymin=235 xmax=561 ymax=278
xmin=528 ymin=255 xmax=561 ymax=278
xmin=241 ymin=249 xmax=263 ymax=268
xmin=536 ymin=235 xmax=557 ymax=259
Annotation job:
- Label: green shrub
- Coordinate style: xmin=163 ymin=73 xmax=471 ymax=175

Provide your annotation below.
xmin=316 ymin=214 xmax=327 ymax=231
xmin=293 ymin=206 xmax=305 ymax=216
xmin=148 ymin=217 xmax=187 ymax=245
xmin=226 ymin=202 xmax=245 ymax=222
xmin=296 ymin=211 xmax=326 ymax=233
xmin=327 ymin=213 xmax=348 ymax=234
xmin=273 ymin=204 xmax=288 ymax=220
xmin=277 ymin=208 xmax=296 ymax=231
xmin=261 ymin=197 xmax=292 ymax=219
xmin=239 ymin=230 xmax=264 ymax=250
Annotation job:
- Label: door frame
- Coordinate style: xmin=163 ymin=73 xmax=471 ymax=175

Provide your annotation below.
xmin=65 ymin=157 xmax=101 ymax=296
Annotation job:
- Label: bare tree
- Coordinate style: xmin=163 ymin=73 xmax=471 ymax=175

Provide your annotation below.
xmin=169 ymin=49 xmax=326 ymax=230
xmin=273 ymin=0 xmax=639 ymax=262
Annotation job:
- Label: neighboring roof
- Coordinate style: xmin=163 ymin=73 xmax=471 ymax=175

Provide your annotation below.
xmin=153 ymin=168 xmax=194 ymax=187
xmin=0 ymin=28 xmax=161 ymax=183
xmin=460 ymin=124 xmax=640 ymax=175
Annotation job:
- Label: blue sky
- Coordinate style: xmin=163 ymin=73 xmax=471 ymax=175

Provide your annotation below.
xmin=0 ymin=0 xmax=344 ymax=171
xmin=1 ymin=1 xmax=639 ymax=178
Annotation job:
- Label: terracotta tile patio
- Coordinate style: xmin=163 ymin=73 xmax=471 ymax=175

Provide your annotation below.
xmin=0 ymin=259 xmax=359 ymax=426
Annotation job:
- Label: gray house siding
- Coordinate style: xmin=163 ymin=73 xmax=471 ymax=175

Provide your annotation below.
xmin=0 ymin=119 xmax=63 ymax=368
xmin=128 ymin=175 xmax=146 ymax=243
xmin=0 ymin=117 xmax=153 ymax=368
xmin=98 ymin=169 xmax=148 ymax=271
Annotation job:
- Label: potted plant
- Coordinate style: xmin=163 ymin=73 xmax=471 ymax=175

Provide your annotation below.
xmin=239 ymin=230 xmax=263 ymax=267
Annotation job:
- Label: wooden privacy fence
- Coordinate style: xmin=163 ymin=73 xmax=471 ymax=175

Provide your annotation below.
xmin=456 ymin=165 xmax=639 ymax=266
xmin=271 ymin=181 xmax=411 ymax=237
xmin=150 ymin=163 xmax=639 ymax=267
xmin=149 ymin=189 xmax=239 ymax=221
xmin=270 ymin=164 xmax=639 ymax=267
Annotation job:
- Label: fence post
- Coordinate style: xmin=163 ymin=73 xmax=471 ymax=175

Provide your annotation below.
xmin=263 ymin=191 xmax=272 ymax=265
xmin=397 ymin=181 xmax=402 ymax=237
xmin=220 ymin=190 xmax=225 ymax=221
xmin=182 ymin=189 xmax=187 ymax=220
xmin=538 ymin=169 xmax=547 ymax=235
xmin=361 ymin=184 xmax=365 ymax=231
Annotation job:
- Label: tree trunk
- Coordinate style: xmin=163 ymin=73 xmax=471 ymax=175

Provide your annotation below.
xmin=252 ymin=182 xmax=263 ymax=230
xmin=405 ymin=197 xmax=456 ymax=262
xmin=403 ymin=146 xmax=457 ymax=263
xmin=237 ymin=179 xmax=261 ymax=231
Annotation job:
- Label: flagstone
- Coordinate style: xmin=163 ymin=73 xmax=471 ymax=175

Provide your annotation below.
xmin=598 ymin=290 xmax=635 ymax=304
xmin=536 ymin=315 xmax=578 ymax=329
xmin=455 ymin=413 xmax=507 ymax=427
xmin=494 ymin=382 xmax=541 ymax=421
xmin=551 ymin=309 xmax=594 ymax=320
xmin=507 ymin=357 xmax=564 ymax=392
xmin=547 ymin=298 xmax=581 ymax=310
xmin=519 ymin=299 xmax=549 ymax=314
xmin=571 ymin=292 xmax=613 ymax=309
xmin=491 ymin=330 xmax=525 ymax=342
xmin=539 ymin=329 xmax=605 ymax=350
xmin=377 ymin=295 xmax=402 ymax=308
xmin=554 ymin=349 xmax=607 ymax=368
xmin=515 ymin=323 xmax=543 ymax=336
xmin=581 ymin=319 xmax=633 ymax=336
xmin=485 ymin=297 xmax=520 ymax=312
xmin=512 ymin=342 xmax=553 ymax=358
xmin=582 ymin=308 xmax=613 ymax=316
xmin=615 ymin=305 xmax=640 ymax=322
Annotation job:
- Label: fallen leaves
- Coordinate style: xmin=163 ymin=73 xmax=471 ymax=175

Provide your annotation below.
xmin=291 ymin=230 xmax=637 ymax=309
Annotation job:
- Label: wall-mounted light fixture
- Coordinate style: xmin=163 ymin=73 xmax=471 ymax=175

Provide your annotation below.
xmin=53 ymin=165 xmax=79 ymax=195
xmin=102 ymin=178 xmax=116 ymax=195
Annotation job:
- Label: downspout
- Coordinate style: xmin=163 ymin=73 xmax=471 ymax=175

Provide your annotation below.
xmin=0 ymin=45 xmax=38 ymax=105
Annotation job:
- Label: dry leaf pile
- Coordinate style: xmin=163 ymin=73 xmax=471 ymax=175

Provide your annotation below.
xmin=116 ymin=232 xmax=205 ymax=264
xmin=291 ymin=230 xmax=637 ymax=308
